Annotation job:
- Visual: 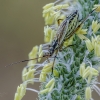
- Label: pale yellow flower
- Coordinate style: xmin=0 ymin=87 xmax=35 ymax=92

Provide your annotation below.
xmin=81 ymin=66 xmax=99 ymax=83
xmin=85 ymin=87 xmax=92 ymax=100
xmin=39 ymin=62 xmax=53 ymax=82
xmin=92 ymin=35 xmax=100 ymax=56
xmin=63 ymin=36 xmax=73 ymax=47
xmin=27 ymin=46 xmax=38 ymax=66
xmin=76 ymin=24 xmax=88 ymax=40
xmin=92 ymin=20 xmax=100 ymax=33
xmin=85 ymin=39 xmax=94 ymax=52
xmin=85 ymin=35 xmax=100 ymax=56
xmin=40 ymin=78 xmax=55 ymax=94
xmin=45 ymin=78 xmax=55 ymax=88
xmin=39 ymin=72 xmax=46 ymax=82
xmin=76 ymin=24 xmax=87 ymax=34
xmin=14 ymin=84 xmax=27 ymax=100
xmin=94 ymin=4 xmax=100 ymax=12
xmin=43 ymin=3 xmax=54 ymax=10
xmin=44 ymin=26 xmax=56 ymax=43
xmin=23 ymin=69 xmax=36 ymax=84
xmin=54 ymin=3 xmax=69 ymax=10
xmin=53 ymin=69 xmax=59 ymax=77
xmin=43 ymin=3 xmax=69 ymax=25
xmin=22 ymin=68 xmax=27 ymax=82
xmin=40 ymin=88 xmax=49 ymax=94
xmin=80 ymin=62 xmax=85 ymax=77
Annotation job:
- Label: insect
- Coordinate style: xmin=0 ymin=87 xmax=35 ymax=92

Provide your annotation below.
xmin=5 ymin=8 xmax=96 ymax=67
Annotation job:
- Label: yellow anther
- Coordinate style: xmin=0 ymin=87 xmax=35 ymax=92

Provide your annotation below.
xmin=28 ymin=46 xmax=38 ymax=59
xmin=88 ymin=72 xmax=92 ymax=83
xmin=77 ymin=34 xmax=88 ymax=40
xmin=76 ymin=24 xmax=87 ymax=34
xmin=14 ymin=93 xmax=20 ymax=100
xmin=40 ymin=88 xmax=49 ymax=94
xmin=63 ymin=36 xmax=73 ymax=47
xmin=17 ymin=86 xmax=21 ymax=96
xmin=39 ymin=62 xmax=53 ymax=82
xmin=76 ymin=24 xmax=88 ymax=40
xmin=28 ymin=46 xmax=38 ymax=65
xmin=45 ymin=78 xmax=55 ymax=88
xmin=94 ymin=41 xmax=100 ymax=57
xmin=85 ymin=87 xmax=92 ymax=100
xmin=92 ymin=35 xmax=100 ymax=56
xmin=91 ymin=68 xmax=99 ymax=76
xmin=14 ymin=84 xmax=27 ymax=100
xmin=80 ymin=62 xmax=85 ymax=77
xmin=54 ymin=4 xmax=69 ymax=10
xmin=45 ymin=15 xmax=55 ymax=25
xmin=38 ymin=51 xmax=43 ymax=62
xmin=94 ymin=4 xmax=100 ymax=12
xmin=22 ymin=68 xmax=27 ymax=82
xmin=38 ymin=45 xmax=42 ymax=55
xmin=43 ymin=8 xmax=54 ymax=18
xmin=76 ymin=95 xmax=82 ymax=100
xmin=43 ymin=67 xmax=52 ymax=73
xmin=44 ymin=26 xmax=56 ymax=43
xmin=53 ymin=69 xmax=59 ymax=77
xmin=43 ymin=62 xmax=53 ymax=69
xmin=27 ymin=61 xmax=35 ymax=68
xmin=26 ymin=69 xmax=35 ymax=80
xmin=85 ymin=39 xmax=93 ymax=52
xmin=43 ymin=3 xmax=54 ymax=10
xmin=92 ymin=20 xmax=100 ymax=33
xmin=48 ymin=82 xmax=55 ymax=92
xmin=39 ymin=72 xmax=46 ymax=82
xmin=83 ymin=66 xmax=91 ymax=79
xmin=22 ymin=69 xmax=36 ymax=84
xmin=82 ymin=66 xmax=99 ymax=83
xmin=42 ymin=62 xmax=53 ymax=73
xmin=91 ymin=36 xmax=96 ymax=48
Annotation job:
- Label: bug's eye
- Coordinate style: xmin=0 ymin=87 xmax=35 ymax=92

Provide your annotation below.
xmin=75 ymin=10 xmax=78 ymax=13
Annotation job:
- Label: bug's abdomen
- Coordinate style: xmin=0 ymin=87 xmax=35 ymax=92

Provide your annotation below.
xmin=64 ymin=11 xmax=79 ymax=39
xmin=59 ymin=10 xmax=79 ymax=45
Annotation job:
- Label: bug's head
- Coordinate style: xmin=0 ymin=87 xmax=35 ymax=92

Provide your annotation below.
xmin=74 ymin=10 xmax=78 ymax=14
xmin=71 ymin=10 xmax=79 ymax=18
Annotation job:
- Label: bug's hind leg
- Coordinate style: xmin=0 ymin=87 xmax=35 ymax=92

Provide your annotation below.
xmin=51 ymin=50 xmax=58 ymax=73
xmin=59 ymin=44 xmax=76 ymax=51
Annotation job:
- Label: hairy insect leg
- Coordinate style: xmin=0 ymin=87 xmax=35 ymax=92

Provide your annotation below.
xmin=46 ymin=55 xmax=50 ymax=63
xmin=51 ymin=49 xmax=58 ymax=73
xmin=59 ymin=44 xmax=76 ymax=51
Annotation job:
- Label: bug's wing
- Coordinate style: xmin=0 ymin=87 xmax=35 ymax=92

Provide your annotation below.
xmin=64 ymin=13 xmax=79 ymax=40
xmin=59 ymin=12 xmax=79 ymax=45
xmin=58 ymin=19 xmax=69 ymax=45
xmin=56 ymin=18 xmax=69 ymax=39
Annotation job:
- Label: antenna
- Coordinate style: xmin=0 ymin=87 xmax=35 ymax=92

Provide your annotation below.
xmin=5 ymin=56 xmax=45 ymax=67
xmin=5 ymin=56 xmax=57 ymax=67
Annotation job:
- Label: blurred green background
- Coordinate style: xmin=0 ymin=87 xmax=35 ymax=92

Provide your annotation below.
xmin=0 ymin=0 xmax=99 ymax=100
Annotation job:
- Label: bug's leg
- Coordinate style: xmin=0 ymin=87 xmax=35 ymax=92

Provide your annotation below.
xmin=51 ymin=50 xmax=58 ymax=73
xmin=5 ymin=56 xmax=46 ymax=67
xmin=46 ymin=55 xmax=50 ymax=63
xmin=60 ymin=44 xmax=76 ymax=51
xmin=45 ymin=46 xmax=51 ymax=63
